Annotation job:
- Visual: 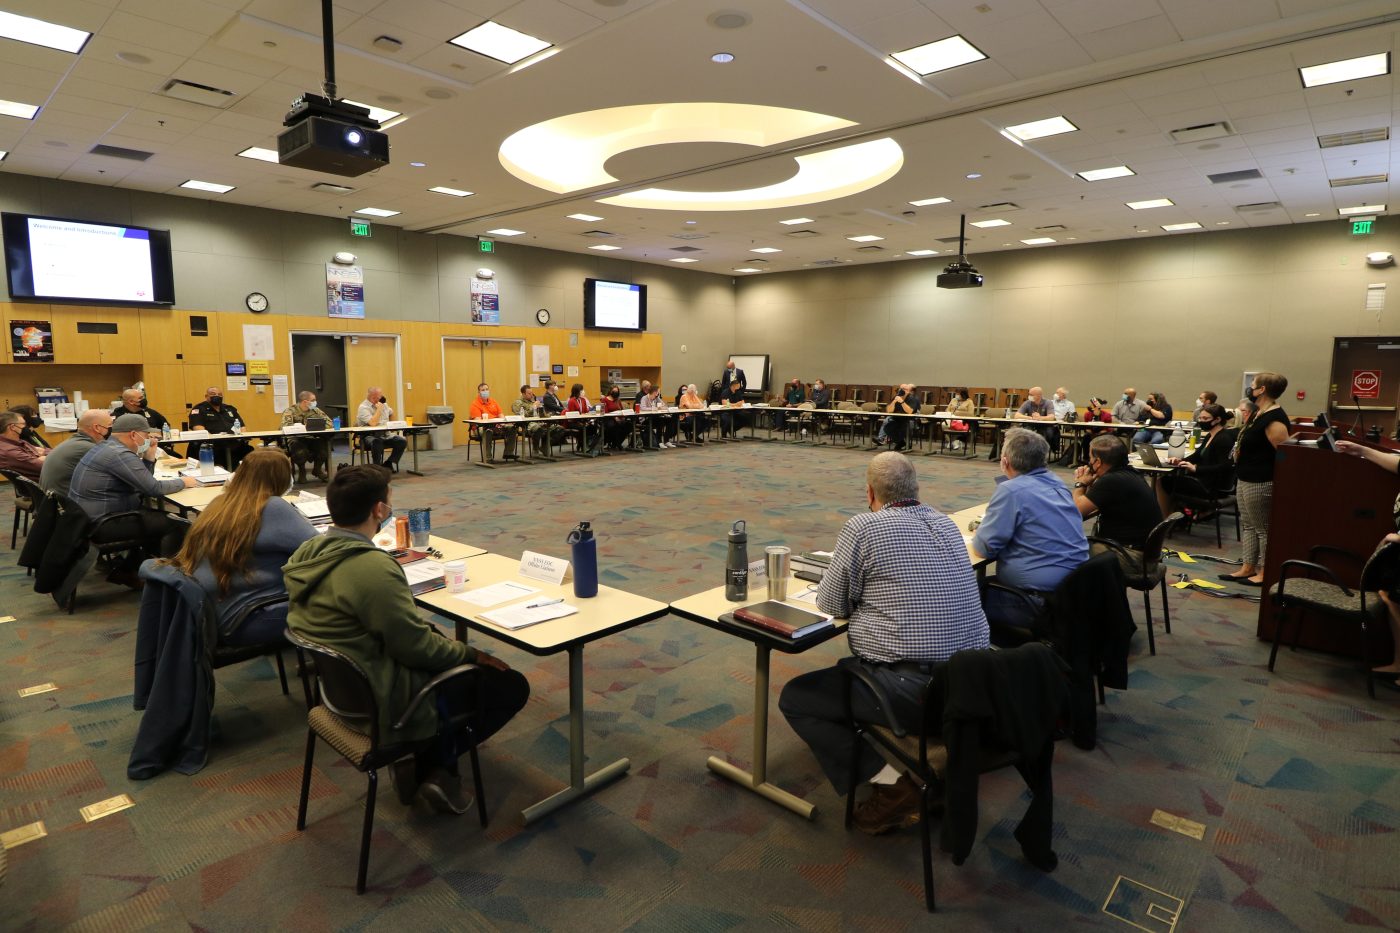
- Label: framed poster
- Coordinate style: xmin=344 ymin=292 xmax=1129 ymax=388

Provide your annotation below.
xmin=11 ymin=321 xmax=53 ymax=362
xmin=471 ymin=271 xmax=500 ymax=324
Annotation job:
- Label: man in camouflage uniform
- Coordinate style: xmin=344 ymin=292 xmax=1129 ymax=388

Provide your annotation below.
xmin=281 ymin=390 xmax=332 ymax=483
xmin=512 ymin=383 xmax=547 ymax=457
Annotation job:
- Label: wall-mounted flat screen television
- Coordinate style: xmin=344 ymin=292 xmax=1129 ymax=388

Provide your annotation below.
xmin=2 ymin=212 xmax=176 ymax=305
xmin=583 ymin=278 xmax=646 ymax=332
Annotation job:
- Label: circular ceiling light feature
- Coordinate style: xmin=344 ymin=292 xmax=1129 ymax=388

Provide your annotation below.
xmin=498 ymin=102 xmax=903 ymax=212
xmin=423 ymin=87 xmax=455 ymax=100
xmin=711 ymin=52 xmax=735 ymax=63
xmin=965 ymin=172 xmax=982 ymax=179
xmin=708 ymin=11 xmax=752 ymax=29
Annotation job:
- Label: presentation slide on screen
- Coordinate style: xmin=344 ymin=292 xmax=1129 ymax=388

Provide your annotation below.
xmin=592 ymin=280 xmax=641 ymax=328
xmin=28 ymin=218 xmax=157 ymax=302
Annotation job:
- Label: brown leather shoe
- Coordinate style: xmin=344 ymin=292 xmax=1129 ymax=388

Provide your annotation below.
xmin=852 ymin=775 xmax=923 ymax=835
xmin=418 ymin=768 xmax=472 ymax=816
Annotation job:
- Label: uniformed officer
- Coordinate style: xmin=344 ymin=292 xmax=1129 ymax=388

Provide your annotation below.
xmin=187 ymin=386 xmax=252 ymax=469
xmin=280 ymin=390 xmax=332 ymax=483
xmin=110 ymin=387 xmax=170 ymax=433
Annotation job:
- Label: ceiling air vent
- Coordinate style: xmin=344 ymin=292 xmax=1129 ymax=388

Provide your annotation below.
xmin=935 ymin=236 xmax=964 ymax=244
xmin=580 ymin=229 xmax=618 ymax=238
xmin=311 ymin=182 xmax=354 ymax=193
xmin=1033 ymin=224 xmax=1067 ymax=232
xmin=977 ymin=201 xmax=1021 ymax=212
xmin=89 ymin=144 xmax=153 ymax=161
xmin=785 ymin=229 xmax=820 ymax=238
xmin=1169 ymin=121 xmax=1234 ymax=144
xmin=1207 ymin=169 xmax=1262 ymax=184
xmin=160 ymin=78 xmax=237 ymax=109
xmin=855 ymin=245 xmax=885 ymax=253
xmin=1330 ymin=174 xmax=1388 ymax=188
xmin=1318 ymin=127 xmax=1389 ymax=149
xmin=670 ymin=245 xmax=701 ymax=252
xmin=810 ymin=258 xmax=845 ymax=266
xmin=670 ymin=232 xmax=708 ymax=240
xmin=1233 ymin=201 xmax=1282 ymax=214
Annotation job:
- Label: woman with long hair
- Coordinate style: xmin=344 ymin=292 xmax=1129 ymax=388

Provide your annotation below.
xmin=170 ymin=447 xmax=318 ymax=645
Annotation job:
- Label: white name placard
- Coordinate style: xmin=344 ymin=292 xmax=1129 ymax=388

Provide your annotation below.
xmin=519 ymin=550 xmax=569 ymax=585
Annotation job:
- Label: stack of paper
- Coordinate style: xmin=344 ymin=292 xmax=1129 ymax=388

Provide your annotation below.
xmin=481 ymin=602 xmax=577 ymax=631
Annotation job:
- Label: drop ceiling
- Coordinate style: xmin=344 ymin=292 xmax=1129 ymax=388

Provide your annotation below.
xmin=0 ymin=0 xmax=1397 ymax=275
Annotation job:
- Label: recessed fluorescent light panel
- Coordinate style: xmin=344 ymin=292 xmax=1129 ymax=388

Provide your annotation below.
xmin=670 ymin=257 xmax=699 ymax=263
xmin=428 ymin=186 xmax=473 ymax=197
xmin=1020 ymin=237 xmax=1056 ymax=245
xmin=846 ymin=234 xmax=884 ymax=242
xmin=1126 ymin=198 xmax=1174 ymax=210
xmin=908 ymin=197 xmax=951 ymax=206
xmin=0 ymin=10 xmax=91 ymax=53
xmin=568 ymin=213 xmax=603 ymax=222
xmin=890 ymin=35 xmax=986 ymax=76
xmin=734 ymin=267 xmax=762 ymax=273
xmin=1338 ymin=204 xmax=1385 ymax=216
xmin=1077 ymin=165 xmax=1134 ymax=182
xmin=343 ymin=99 xmax=401 ymax=124
xmin=1161 ymin=222 xmax=1202 ymax=231
xmin=779 ymin=217 xmax=813 ymax=225
xmin=450 ymin=21 xmax=552 ymax=64
xmin=1004 ymin=116 xmax=1078 ymax=141
xmin=750 ymin=247 xmax=781 ymax=253
xmin=588 ymin=244 xmax=621 ymax=251
xmin=0 ymin=151 xmax=9 ymax=161
xmin=486 ymin=227 xmax=525 ymax=236
xmin=356 ymin=207 xmax=400 ymax=217
xmin=906 ymin=249 xmax=937 ymax=256
xmin=969 ymin=219 xmax=1010 ymax=228
xmin=1298 ymin=52 xmax=1390 ymax=89
xmin=237 ymin=146 xmax=279 ymax=162
xmin=311 ymin=183 xmax=354 ymax=194
xmin=0 ymin=98 xmax=40 ymax=120
xmin=181 ymin=179 xmax=235 ymax=193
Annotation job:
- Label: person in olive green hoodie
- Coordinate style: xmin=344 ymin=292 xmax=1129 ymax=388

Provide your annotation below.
xmin=284 ymin=465 xmax=529 ymax=815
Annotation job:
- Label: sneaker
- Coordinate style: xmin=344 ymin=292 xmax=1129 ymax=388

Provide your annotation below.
xmin=418 ymin=768 xmax=472 ymax=816
xmin=851 ymin=775 xmax=924 ymax=835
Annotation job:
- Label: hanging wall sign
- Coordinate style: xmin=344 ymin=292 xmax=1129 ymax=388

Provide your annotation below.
xmin=471 ymin=271 xmax=500 ymax=325
xmin=326 ymin=264 xmax=365 ymax=319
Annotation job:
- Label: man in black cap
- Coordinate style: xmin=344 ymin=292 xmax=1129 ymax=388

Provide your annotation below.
xmin=187 ymin=386 xmax=252 ymax=469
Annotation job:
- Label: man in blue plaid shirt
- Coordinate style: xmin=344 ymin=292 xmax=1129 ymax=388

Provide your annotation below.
xmin=779 ymin=452 xmax=988 ymax=834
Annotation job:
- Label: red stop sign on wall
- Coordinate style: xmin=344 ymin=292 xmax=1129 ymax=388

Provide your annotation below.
xmin=1352 ymin=369 xmax=1382 ymax=399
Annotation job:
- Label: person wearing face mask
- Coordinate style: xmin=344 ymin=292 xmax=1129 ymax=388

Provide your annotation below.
xmin=512 ymin=384 xmax=548 ymax=457
xmin=1191 ymin=390 xmax=1219 ymax=422
xmin=679 ymin=383 xmax=708 ymax=443
xmin=284 ymin=465 xmax=529 ymax=815
xmin=68 ymin=413 xmax=197 ymax=587
xmin=943 ymin=387 xmax=976 ymax=452
xmin=1112 ymin=388 xmax=1148 ymax=428
xmin=1221 ymin=372 xmax=1291 ymax=586
xmin=111 ymin=388 xmax=170 ymax=434
xmin=1132 ymin=392 xmax=1174 ymax=446
xmin=8 ymin=404 xmax=53 ymax=449
xmin=1072 ymin=435 xmax=1163 ymax=576
xmin=1156 ymin=403 xmax=1237 ymax=518
xmin=41 ymin=409 xmax=114 ymax=497
xmin=187 ymin=386 xmax=252 ymax=470
xmin=280 ymin=391 xmax=333 ymax=483
xmin=469 ymin=383 xmax=516 ymax=463
xmin=167 ymin=448 xmax=317 ymax=646
xmin=601 ymin=385 xmax=630 ymax=450
xmin=0 ymin=410 xmax=48 ymax=480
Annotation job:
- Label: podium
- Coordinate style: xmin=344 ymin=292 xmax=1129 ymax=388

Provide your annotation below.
xmin=1258 ymin=443 xmax=1400 ymax=659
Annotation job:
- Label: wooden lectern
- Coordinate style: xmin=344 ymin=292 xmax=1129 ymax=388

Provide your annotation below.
xmin=1259 ymin=442 xmax=1400 ymax=659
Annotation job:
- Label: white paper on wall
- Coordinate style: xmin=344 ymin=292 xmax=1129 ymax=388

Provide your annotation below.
xmin=531 ymin=345 xmax=550 ymax=372
xmin=243 ymin=324 xmax=275 ymax=360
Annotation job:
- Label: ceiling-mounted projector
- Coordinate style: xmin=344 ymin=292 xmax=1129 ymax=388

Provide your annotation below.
xmin=937 ymin=214 xmax=984 ymax=289
xmin=278 ymin=94 xmax=389 ymax=177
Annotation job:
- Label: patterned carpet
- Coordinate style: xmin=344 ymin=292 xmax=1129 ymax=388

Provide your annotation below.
xmin=2 ymin=437 xmax=1398 ymax=931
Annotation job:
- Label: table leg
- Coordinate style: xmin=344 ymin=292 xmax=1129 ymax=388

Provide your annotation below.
xmin=407 ymin=429 xmax=424 ymax=476
xmin=704 ymin=643 xmax=817 ymax=820
xmin=522 ymin=644 xmax=630 ymax=825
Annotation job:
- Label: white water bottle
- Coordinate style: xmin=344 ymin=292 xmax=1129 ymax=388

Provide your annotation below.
xmin=1167 ymin=427 xmax=1186 ymax=461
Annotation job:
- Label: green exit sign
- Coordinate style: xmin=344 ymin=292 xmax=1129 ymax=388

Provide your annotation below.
xmin=350 ymin=218 xmax=372 ymax=237
xmin=479 ymin=238 xmax=494 ymax=253
xmin=1352 ymin=219 xmax=1375 ymax=236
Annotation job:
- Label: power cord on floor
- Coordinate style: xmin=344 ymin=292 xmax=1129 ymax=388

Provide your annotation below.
xmin=1168 ymin=549 xmax=1243 ymax=565
xmin=1172 ymin=572 xmax=1261 ymax=603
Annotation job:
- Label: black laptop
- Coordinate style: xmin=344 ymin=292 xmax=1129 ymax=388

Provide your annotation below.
xmin=306 ymin=416 xmax=329 ymax=432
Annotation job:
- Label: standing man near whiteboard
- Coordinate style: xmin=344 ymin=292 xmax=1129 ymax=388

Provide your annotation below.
xmin=722 ymin=360 xmax=747 ymax=396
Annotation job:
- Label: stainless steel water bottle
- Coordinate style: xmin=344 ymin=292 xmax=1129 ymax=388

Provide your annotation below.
xmin=725 ymin=520 xmax=748 ymax=601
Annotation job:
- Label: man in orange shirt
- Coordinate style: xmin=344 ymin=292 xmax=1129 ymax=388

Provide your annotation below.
xmin=469 ymin=383 xmax=516 ymax=462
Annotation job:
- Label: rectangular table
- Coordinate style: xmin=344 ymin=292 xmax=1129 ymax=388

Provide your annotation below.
xmin=415 ymin=552 xmax=668 ymax=823
xmin=166 ymin=424 xmax=431 ymax=477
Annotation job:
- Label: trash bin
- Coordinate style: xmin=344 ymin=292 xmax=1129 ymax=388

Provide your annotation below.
xmin=426 ymin=405 xmax=454 ymax=450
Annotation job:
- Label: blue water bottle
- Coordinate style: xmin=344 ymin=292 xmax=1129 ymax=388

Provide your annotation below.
xmin=198 ymin=444 xmax=215 ymax=476
xmin=568 ymin=521 xmax=598 ymax=598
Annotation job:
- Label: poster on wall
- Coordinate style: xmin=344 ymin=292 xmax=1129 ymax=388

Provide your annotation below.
xmin=327 ymin=263 xmax=365 ymax=319
xmin=11 ymin=320 xmax=54 ymax=362
xmin=471 ymin=273 xmax=500 ymax=325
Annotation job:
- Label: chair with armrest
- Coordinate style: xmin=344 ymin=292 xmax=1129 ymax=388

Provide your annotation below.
xmin=286 ymin=631 xmax=488 ymax=894
xmin=1174 ymin=479 xmax=1240 ymax=548
xmin=1267 ymin=541 xmax=1396 ymax=699
xmin=842 ymin=643 xmax=1068 ymax=912
xmin=1086 ymin=512 xmax=1182 ymax=657
xmin=2 ymin=469 xmax=38 ymax=549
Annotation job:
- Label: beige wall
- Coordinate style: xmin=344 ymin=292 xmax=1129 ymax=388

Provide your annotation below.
xmin=735 ymin=222 xmax=1400 ymax=414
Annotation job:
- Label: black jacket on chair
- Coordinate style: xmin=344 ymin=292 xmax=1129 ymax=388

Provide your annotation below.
xmin=936 ymin=644 xmax=1069 ymax=868
xmin=18 ymin=492 xmax=95 ymax=598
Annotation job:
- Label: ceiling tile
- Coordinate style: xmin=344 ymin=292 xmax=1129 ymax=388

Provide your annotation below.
xmin=117 ymin=0 xmax=238 ymax=34
xmin=497 ymin=0 xmax=604 ymax=45
xmin=100 ymin=11 xmax=210 ymax=57
xmin=1161 ymin=0 xmax=1282 ymax=41
xmin=1076 ymin=14 xmax=1182 ymax=60
xmin=1042 ymin=0 xmax=1165 ymax=36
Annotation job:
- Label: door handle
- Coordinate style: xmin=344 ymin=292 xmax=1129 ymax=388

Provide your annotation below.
xmin=314 ymin=364 xmax=323 ymax=391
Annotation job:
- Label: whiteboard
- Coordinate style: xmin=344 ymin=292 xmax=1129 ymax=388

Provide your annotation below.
xmin=728 ymin=354 xmax=770 ymax=393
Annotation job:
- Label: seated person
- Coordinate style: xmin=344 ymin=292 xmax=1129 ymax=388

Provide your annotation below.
xmin=679 ymin=383 xmax=708 ymax=443
xmin=69 ymin=413 xmax=196 ymax=587
xmin=1191 ymin=390 xmax=1218 ymax=422
xmin=513 ymin=384 xmax=548 ymax=456
xmin=540 ymin=381 xmax=567 ymax=453
xmin=1016 ymin=385 xmax=1058 ymax=450
xmin=1112 ymin=388 xmax=1148 ymax=428
xmin=779 ymin=452 xmax=989 ymax=834
xmin=1132 ymin=392 xmax=1174 ymax=445
xmin=776 ymin=378 xmax=805 ymax=429
xmin=971 ymin=428 xmax=1088 ymax=634
xmin=355 ymin=385 xmax=408 ymax=471
xmin=41 ymin=409 xmax=113 ymax=497
xmin=168 ymin=448 xmax=317 ymax=646
xmin=601 ymin=387 xmax=630 ymax=450
xmin=111 ymin=388 xmax=170 ymax=434
xmin=1157 ymin=403 xmax=1237 ymax=517
xmin=469 ymin=382 xmax=516 ymax=462
xmin=1050 ymin=387 xmax=1076 ymax=422
xmin=638 ymin=384 xmax=675 ymax=449
xmin=874 ymin=384 xmax=920 ymax=451
xmin=1078 ymin=396 xmax=1113 ymax=461
xmin=284 ymin=465 xmax=530 ymax=814
xmin=280 ymin=390 xmax=332 ymax=483
xmin=810 ymin=379 xmax=832 ymax=409
xmin=719 ymin=379 xmax=747 ymax=437
xmin=187 ymin=386 xmax=253 ymax=469
xmin=632 ymin=380 xmax=653 ymax=411
xmin=8 ymin=405 xmax=52 ymax=449
xmin=0 ymin=410 xmax=48 ymax=480
xmin=1072 ymin=435 xmax=1163 ymax=575
xmin=943 ymin=387 xmax=975 ymax=451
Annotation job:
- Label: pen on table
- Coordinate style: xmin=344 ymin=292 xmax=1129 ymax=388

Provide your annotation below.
xmin=524 ymin=598 xmax=564 ymax=609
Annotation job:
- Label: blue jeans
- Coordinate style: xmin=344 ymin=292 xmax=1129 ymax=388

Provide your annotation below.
xmin=983 ymin=584 xmax=1046 ymax=643
xmin=1133 ymin=428 xmax=1165 ymax=446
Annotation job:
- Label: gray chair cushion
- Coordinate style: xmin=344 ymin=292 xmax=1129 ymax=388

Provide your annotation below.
xmin=1270 ymin=578 xmax=1384 ymax=617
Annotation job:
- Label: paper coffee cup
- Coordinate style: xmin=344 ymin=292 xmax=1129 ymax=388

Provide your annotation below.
xmin=445 ymin=560 xmax=467 ymax=593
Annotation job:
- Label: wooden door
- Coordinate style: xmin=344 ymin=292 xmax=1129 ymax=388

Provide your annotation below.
xmin=1328 ymin=336 xmax=1400 ymax=437
xmin=344 ymin=336 xmax=399 ymax=419
xmin=443 ymin=339 xmax=486 ymax=446
xmin=480 ymin=339 xmax=523 ymax=403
